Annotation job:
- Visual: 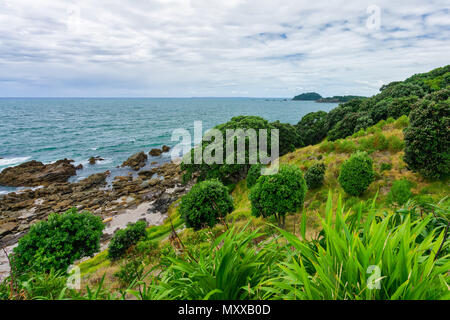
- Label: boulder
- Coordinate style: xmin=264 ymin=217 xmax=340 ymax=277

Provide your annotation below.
xmin=0 ymin=222 xmax=17 ymax=237
xmin=162 ymin=145 xmax=171 ymax=153
xmin=149 ymin=148 xmax=162 ymax=157
xmin=0 ymin=159 xmax=77 ymax=187
xmin=89 ymin=156 xmax=104 ymax=165
xmin=121 ymin=152 xmax=148 ymax=171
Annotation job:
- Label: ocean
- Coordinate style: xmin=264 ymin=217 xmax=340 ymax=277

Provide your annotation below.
xmin=0 ymin=98 xmax=337 ymax=194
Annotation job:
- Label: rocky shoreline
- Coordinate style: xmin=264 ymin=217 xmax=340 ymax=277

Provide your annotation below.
xmin=0 ymin=146 xmax=193 ymax=281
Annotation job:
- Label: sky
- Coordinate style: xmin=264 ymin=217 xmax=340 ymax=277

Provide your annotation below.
xmin=0 ymin=0 xmax=449 ymax=98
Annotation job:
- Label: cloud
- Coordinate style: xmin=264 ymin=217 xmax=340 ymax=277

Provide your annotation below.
xmin=0 ymin=0 xmax=448 ymax=97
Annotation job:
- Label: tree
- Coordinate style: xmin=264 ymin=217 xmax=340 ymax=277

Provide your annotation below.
xmin=249 ymin=165 xmax=307 ymax=228
xmin=296 ymin=111 xmax=328 ymax=146
xmin=292 ymin=92 xmax=322 ymax=101
xmin=108 ymin=220 xmax=147 ymax=261
xmin=12 ymin=208 xmax=104 ymax=274
xmin=338 ymin=151 xmax=374 ymax=196
xmin=246 ymin=163 xmax=263 ymax=189
xmin=180 ymin=180 xmax=234 ymax=230
xmin=271 ymin=121 xmax=303 ymax=155
xmin=181 ymin=116 xmax=275 ymax=183
xmin=403 ymin=98 xmax=450 ymax=180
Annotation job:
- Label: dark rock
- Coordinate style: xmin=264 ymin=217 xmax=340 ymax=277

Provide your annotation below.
xmin=149 ymin=148 xmax=162 ymax=157
xmin=89 ymin=156 xmax=104 ymax=165
xmin=75 ymin=164 xmax=83 ymax=170
xmin=121 ymin=152 xmax=148 ymax=171
xmin=162 ymin=145 xmax=171 ymax=153
xmin=0 ymin=222 xmax=17 ymax=237
xmin=0 ymin=159 xmax=77 ymax=187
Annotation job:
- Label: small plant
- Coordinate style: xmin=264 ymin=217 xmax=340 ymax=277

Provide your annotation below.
xmin=305 ymin=163 xmax=326 ymax=190
xmin=387 ymin=135 xmax=405 ymax=152
xmin=246 ymin=163 xmax=263 ymax=188
xmin=12 ymin=208 xmax=104 ymax=274
xmin=179 ymin=179 xmax=234 ymax=230
xmin=108 ymin=220 xmax=147 ymax=261
xmin=114 ymin=258 xmax=145 ymax=287
xmin=250 ymin=164 xmax=307 ymax=228
xmin=380 ymin=162 xmax=392 ymax=172
xmin=338 ymin=151 xmax=374 ymax=196
xmin=387 ymin=179 xmax=413 ymax=206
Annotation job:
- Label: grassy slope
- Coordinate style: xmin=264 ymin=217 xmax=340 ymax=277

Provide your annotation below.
xmin=78 ymin=116 xmax=449 ymax=290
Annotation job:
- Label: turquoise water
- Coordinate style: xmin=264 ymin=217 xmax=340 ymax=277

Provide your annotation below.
xmin=0 ymin=98 xmax=337 ymax=193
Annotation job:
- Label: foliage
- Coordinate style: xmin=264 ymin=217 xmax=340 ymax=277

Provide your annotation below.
xmin=387 ymin=179 xmax=413 ymax=206
xmin=292 ymin=92 xmax=322 ymax=100
xmin=271 ymin=120 xmax=303 ymax=154
xmin=181 ymin=116 xmax=275 ymax=183
xmin=11 ymin=208 xmax=104 ymax=274
xmin=305 ymin=162 xmax=326 ymax=190
xmin=246 ymin=163 xmax=263 ymax=189
xmin=387 ymin=96 xmax=418 ymax=119
xmin=338 ymin=151 xmax=374 ymax=196
xmin=249 ymin=165 xmax=307 ymax=227
xmin=179 ymin=179 xmax=234 ymax=230
xmin=295 ymin=111 xmax=328 ymax=146
xmin=328 ymin=112 xmax=362 ymax=141
xmin=403 ymin=97 xmax=450 ymax=179
xmin=264 ymin=192 xmax=450 ymax=300
xmin=108 ymin=221 xmax=147 ymax=261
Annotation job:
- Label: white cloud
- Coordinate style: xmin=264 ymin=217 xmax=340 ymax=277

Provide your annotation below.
xmin=0 ymin=0 xmax=448 ymax=97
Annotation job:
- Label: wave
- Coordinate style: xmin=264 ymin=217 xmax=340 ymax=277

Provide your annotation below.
xmin=0 ymin=156 xmax=31 ymax=167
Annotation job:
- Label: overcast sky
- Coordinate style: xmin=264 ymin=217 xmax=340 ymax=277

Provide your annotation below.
xmin=0 ymin=0 xmax=449 ymax=97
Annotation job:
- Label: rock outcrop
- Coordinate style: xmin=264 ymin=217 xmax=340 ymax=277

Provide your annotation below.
xmin=0 ymin=159 xmax=77 ymax=187
xmin=121 ymin=152 xmax=147 ymax=171
xmin=89 ymin=156 xmax=104 ymax=165
xmin=149 ymin=148 xmax=162 ymax=157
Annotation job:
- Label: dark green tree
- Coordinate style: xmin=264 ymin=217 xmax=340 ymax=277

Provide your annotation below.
xmin=338 ymin=151 xmax=374 ymax=196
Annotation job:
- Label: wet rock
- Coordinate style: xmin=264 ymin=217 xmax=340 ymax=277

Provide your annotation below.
xmin=73 ymin=171 xmax=109 ymax=191
xmin=0 ymin=159 xmax=77 ymax=187
xmin=149 ymin=148 xmax=162 ymax=157
xmin=75 ymin=164 xmax=83 ymax=170
xmin=138 ymin=168 xmax=157 ymax=179
xmin=162 ymin=145 xmax=171 ymax=153
xmin=121 ymin=152 xmax=148 ymax=171
xmin=89 ymin=156 xmax=104 ymax=165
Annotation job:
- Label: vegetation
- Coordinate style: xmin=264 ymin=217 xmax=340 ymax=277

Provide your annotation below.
xmin=292 ymin=92 xmax=322 ymax=101
xmin=249 ymin=165 xmax=307 ymax=228
xmin=403 ymin=93 xmax=449 ymax=179
xmin=387 ymin=179 xmax=413 ymax=206
xmin=108 ymin=221 xmax=147 ymax=261
xmin=246 ymin=163 xmax=263 ymax=189
xmin=295 ymin=111 xmax=328 ymax=146
xmin=338 ymin=151 xmax=374 ymax=196
xmin=316 ymin=95 xmax=366 ymax=103
xmin=180 ymin=179 xmax=234 ymax=230
xmin=11 ymin=208 xmax=104 ymax=274
xmin=304 ymin=162 xmax=326 ymax=190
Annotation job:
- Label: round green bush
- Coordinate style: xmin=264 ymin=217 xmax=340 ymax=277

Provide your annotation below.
xmin=403 ymin=97 xmax=449 ymax=180
xmin=387 ymin=179 xmax=413 ymax=206
xmin=249 ymin=165 xmax=307 ymax=228
xmin=180 ymin=179 xmax=234 ymax=230
xmin=108 ymin=220 xmax=147 ymax=261
xmin=12 ymin=208 xmax=104 ymax=273
xmin=338 ymin=151 xmax=375 ymax=196
xmin=246 ymin=163 xmax=263 ymax=189
xmin=305 ymin=162 xmax=326 ymax=190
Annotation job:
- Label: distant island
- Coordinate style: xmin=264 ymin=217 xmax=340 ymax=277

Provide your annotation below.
xmin=292 ymin=92 xmax=322 ymax=101
xmin=292 ymin=92 xmax=365 ymax=103
xmin=316 ymin=95 xmax=366 ymax=103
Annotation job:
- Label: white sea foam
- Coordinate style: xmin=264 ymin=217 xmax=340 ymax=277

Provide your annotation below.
xmin=0 ymin=156 xmax=31 ymax=167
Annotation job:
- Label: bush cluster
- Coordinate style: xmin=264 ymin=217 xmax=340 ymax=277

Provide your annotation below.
xmin=387 ymin=179 xmax=413 ymax=206
xmin=305 ymin=162 xmax=326 ymax=190
xmin=12 ymin=208 xmax=104 ymax=273
xmin=246 ymin=163 xmax=263 ymax=189
xmin=180 ymin=179 xmax=234 ymax=230
xmin=108 ymin=220 xmax=147 ymax=261
xmin=338 ymin=151 xmax=374 ymax=196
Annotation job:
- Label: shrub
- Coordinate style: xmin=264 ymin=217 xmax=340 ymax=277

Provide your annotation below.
xmin=11 ymin=208 xmax=104 ymax=274
xmin=371 ymin=132 xmax=388 ymax=151
xmin=380 ymin=162 xmax=392 ymax=172
xmin=246 ymin=163 xmax=263 ymax=188
xmin=108 ymin=220 xmax=147 ymax=261
xmin=334 ymin=139 xmax=357 ymax=153
xmin=387 ymin=179 xmax=413 ymax=206
xmin=387 ymin=96 xmax=418 ymax=119
xmin=179 ymin=179 xmax=234 ymax=230
xmin=393 ymin=115 xmax=409 ymax=129
xmin=387 ymin=135 xmax=405 ymax=152
xmin=328 ymin=112 xmax=362 ymax=141
xmin=403 ymin=98 xmax=450 ymax=179
xmin=338 ymin=151 xmax=374 ymax=196
xmin=305 ymin=163 xmax=326 ymax=190
xmin=319 ymin=140 xmax=335 ymax=153
xmin=296 ymin=111 xmax=328 ymax=146
xmin=249 ymin=165 xmax=307 ymax=228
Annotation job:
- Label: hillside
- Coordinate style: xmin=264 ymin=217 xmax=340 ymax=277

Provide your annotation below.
xmin=1 ymin=65 xmax=449 ymax=300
